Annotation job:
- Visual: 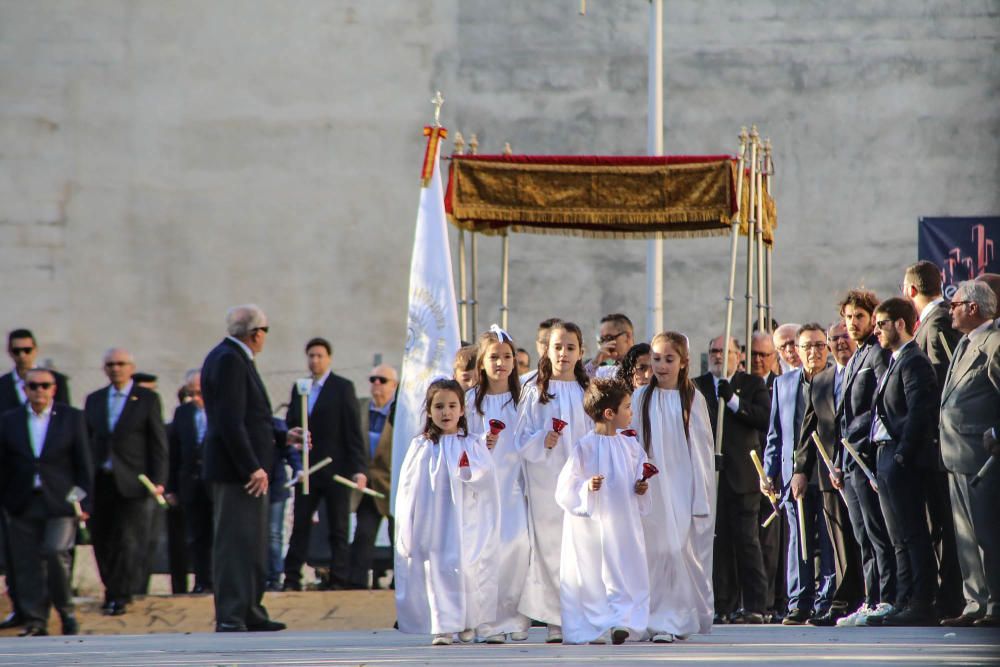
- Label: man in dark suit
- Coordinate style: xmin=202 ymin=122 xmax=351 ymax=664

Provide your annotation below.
xmin=84 ymin=348 xmax=168 ymax=616
xmin=0 ymin=329 xmax=72 ymax=630
xmin=167 ymin=369 xmax=213 ymax=593
xmin=282 ymin=337 xmax=367 ymax=591
xmin=868 ymin=297 xmax=939 ymax=625
xmin=793 ymin=320 xmax=864 ymax=625
xmin=201 ymin=304 xmax=303 ymax=632
xmin=0 ymin=368 xmax=92 ymax=636
xmin=829 ymin=289 xmax=896 ymax=626
xmin=695 ymin=335 xmax=771 ymax=624
xmin=902 ymin=261 xmax=964 ymax=618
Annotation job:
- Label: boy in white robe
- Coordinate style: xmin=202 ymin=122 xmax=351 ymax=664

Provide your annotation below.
xmin=556 ymin=379 xmax=652 ymax=645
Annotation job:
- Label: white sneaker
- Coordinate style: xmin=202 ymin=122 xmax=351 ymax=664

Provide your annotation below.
xmin=458 ymin=628 xmax=475 ymax=642
xmin=836 ymin=604 xmax=872 ymax=627
xmin=484 ymin=633 xmax=505 ymax=644
xmin=432 ymin=633 xmax=453 ymax=645
xmin=509 ymin=631 xmax=529 ymax=641
xmin=859 ymin=603 xmax=895 ymax=626
xmin=652 ymin=632 xmax=675 ymax=643
xmin=546 ymin=624 xmax=563 ymax=643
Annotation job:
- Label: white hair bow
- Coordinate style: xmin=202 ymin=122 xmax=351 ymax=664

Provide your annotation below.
xmin=490 ymin=323 xmax=512 ymax=343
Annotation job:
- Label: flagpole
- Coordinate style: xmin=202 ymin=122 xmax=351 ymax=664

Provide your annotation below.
xmin=646 ymin=0 xmax=664 ymax=339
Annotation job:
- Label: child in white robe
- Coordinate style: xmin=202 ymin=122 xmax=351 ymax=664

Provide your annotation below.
xmin=465 ymin=326 xmax=531 ymax=643
xmin=394 ymin=379 xmax=501 ymax=646
xmin=632 ymin=332 xmax=716 ymax=642
xmin=556 ymin=379 xmax=651 ymax=645
xmin=515 ymin=321 xmax=593 ymax=643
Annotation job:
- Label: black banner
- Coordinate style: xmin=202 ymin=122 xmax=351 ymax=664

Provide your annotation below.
xmin=918 ymin=217 xmax=1000 ymax=299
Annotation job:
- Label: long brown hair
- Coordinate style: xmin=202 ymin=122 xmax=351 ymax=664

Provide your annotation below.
xmin=421 ymin=379 xmax=468 ymax=443
xmin=536 ymin=321 xmax=589 ymax=404
xmin=472 ymin=330 xmax=521 ymax=415
xmin=640 ymin=331 xmax=696 ymax=453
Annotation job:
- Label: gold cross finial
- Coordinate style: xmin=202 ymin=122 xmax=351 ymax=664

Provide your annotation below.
xmin=431 ymin=91 xmax=444 ymax=127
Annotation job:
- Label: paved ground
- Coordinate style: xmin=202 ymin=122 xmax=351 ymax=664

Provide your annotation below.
xmin=0 ymin=625 xmax=997 ymax=666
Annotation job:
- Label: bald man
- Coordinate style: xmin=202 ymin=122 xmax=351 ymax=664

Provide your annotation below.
xmin=84 ymin=348 xmax=168 ymax=616
xmin=348 ymin=364 xmax=398 ymax=588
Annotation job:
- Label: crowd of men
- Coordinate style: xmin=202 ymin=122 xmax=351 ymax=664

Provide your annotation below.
xmin=0 ymin=309 xmax=398 ymax=635
xmin=0 ymin=261 xmax=998 ymax=636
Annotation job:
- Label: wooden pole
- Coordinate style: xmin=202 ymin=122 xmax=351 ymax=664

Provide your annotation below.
xmin=754 ymin=136 xmax=766 ymax=332
xmin=500 ymin=232 xmax=510 ymax=329
xmin=453 ymin=133 xmax=468 ymax=341
xmin=764 ymin=138 xmax=774 ymax=331
xmin=297 ymin=379 xmax=311 ymax=496
xmin=743 ymin=126 xmax=759 ymax=362
xmin=469 ymin=134 xmax=479 ymax=339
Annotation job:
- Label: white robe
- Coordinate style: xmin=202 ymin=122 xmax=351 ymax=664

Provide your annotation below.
xmin=394 ymin=432 xmax=500 ymax=635
xmin=514 ymin=379 xmax=593 ymax=625
xmin=555 ymin=432 xmax=651 ymax=644
xmin=631 ymin=386 xmax=716 ymax=636
xmin=465 ymin=389 xmax=531 ymax=636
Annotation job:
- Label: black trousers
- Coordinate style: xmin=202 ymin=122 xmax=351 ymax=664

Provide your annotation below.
xmin=91 ymin=471 xmax=153 ymax=604
xmin=876 ymin=446 xmax=936 ymax=608
xmin=759 ymin=494 xmax=787 ymax=613
xmin=843 ymin=465 xmax=896 ymax=606
xmin=283 ymin=481 xmax=350 ymax=587
xmin=919 ymin=465 xmax=964 ymax=616
xmin=820 ymin=488 xmax=864 ymax=612
xmin=166 ymin=505 xmax=189 ymax=593
xmin=713 ymin=484 xmax=767 ymax=614
xmin=348 ymin=495 xmax=393 ymax=588
xmin=211 ymin=482 xmax=269 ymax=628
xmin=182 ymin=481 xmax=214 ymax=589
xmin=0 ymin=509 xmax=24 ymax=619
xmin=7 ymin=495 xmax=76 ymax=628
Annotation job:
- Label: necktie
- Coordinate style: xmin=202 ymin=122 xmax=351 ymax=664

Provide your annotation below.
xmin=834 ymin=367 xmax=844 ymax=410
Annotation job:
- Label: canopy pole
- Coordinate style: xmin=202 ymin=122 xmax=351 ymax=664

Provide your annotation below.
xmin=755 ymin=138 xmax=766 ymax=332
xmin=646 ymin=0 xmax=664 ymax=339
xmin=470 ymin=233 xmax=479 ymax=340
xmin=715 ymin=126 xmax=750 ymax=462
xmin=452 ymin=133 xmax=468 ymax=341
xmin=744 ymin=126 xmax=759 ymax=360
xmin=500 ymin=232 xmax=510 ymax=330
xmin=764 ymin=138 xmax=775 ymax=331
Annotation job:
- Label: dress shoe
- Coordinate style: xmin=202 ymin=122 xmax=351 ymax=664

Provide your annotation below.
xmin=973 ymin=615 xmax=1000 ymax=628
xmin=782 ymin=608 xmax=811 ymax=625
xmin=882 ymin=605 xmax=936 ymax=627
xmin=247 ymin=620 xmax=286 ymax=632
xmin=103 ymin=601 xmax=127 ymax=616
xmin=940 ymin=613 xmax=982 ymax=627
xmin=0 ymin=612 xmax=24 ymax=629
xmin=713 ymin=613 xmax=730 ymax=625
xmin=808 ymin=609 xmax=845 ymax=626
xmin=191 ymin=584 xmax=211 ymax=595
xmin=216 ymin=623 xmax=248 ymax=632
xmin=611 ymin=627 xmax=629 ymax=645
xmin=281 ymin=581 xmax=303 ymax=592
xmin=731 ymin=610 xmax=764 ymax=624
xmin=18 ymin=626 xmax=48 ymax=637
xmin=61 ymin=615 xmax=79 ymax=636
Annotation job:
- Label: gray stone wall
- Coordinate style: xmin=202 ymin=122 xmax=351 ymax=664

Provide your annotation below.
xmin=1 ymin=0 xmax=997 ymax=406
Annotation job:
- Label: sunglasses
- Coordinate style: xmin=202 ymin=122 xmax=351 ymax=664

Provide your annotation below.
xmin=597 ymin=331 xmax=628 ymax=344
xmin=26 ymin=381 xmax=53 ymax=390
xmin=10 ymin=347 xmax=34 ymax=356
xmin=105 ymin=361 xmax=130 ymax=367
xmin=369 ymin=375 xmax=392 ymax=385
xmin=875 ymin=319 xmax=897 ymax=330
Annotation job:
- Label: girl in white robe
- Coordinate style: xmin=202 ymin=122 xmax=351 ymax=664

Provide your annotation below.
xmin=515 ymin=321 xmax=593 ymax=643
xmin=465 ymin=327 xmax=531 ymax=642
xmin=556 ymin=379 xmax=651 ymax=645
xmin=395 ymin=379 xmax=501 ymax=646
xmin=632 ymin=331 xmax=717 ymax=642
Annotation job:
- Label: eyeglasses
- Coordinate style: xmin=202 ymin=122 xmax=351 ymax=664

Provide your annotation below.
xmin=369 ymin=375 xmax=392 ymax=385
xmin=749 ymin=351 xmax=773 ymax=359
xmin=252 ymin=326 xmax=270 ymax=334
xmin=708 ymin=347 xmax=726 ymax=355
xmin=26 ymin=382 xmax=53 ymax=390
xmin=798 ymin=342 xmax=827 ymax=352
xmin=10 ymin=347 xmax=34 ymax=356
xmin=598 ymin=331 xmax=628 ymax=344
xmin=875 ymin=319 xmax=897 ymax=330
xmin=105 ymin=361 xmax=129 ymax=367
xmin=948 ymin=301 xmax=970 ymax=311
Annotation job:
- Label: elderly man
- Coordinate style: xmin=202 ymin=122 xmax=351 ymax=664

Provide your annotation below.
xmin=282 ymin=337 xmax=367 ymax=591
xmin=764 ymin=324 xmax=836 ymax=625
xmin=695 ymin=335 xmax=771 ymax=624
xmin=939 ymin=281 xmax=1000 ymax=627
xmin=202 ymin=304 xmax=303 ymax=632
xmin=0 ymin=368 xmax=91 ymax=636
xmin=773 ymin=323 xmax=803 ymax=373
xmin=84 ymin=348 xmax=168 ymax=617
xmin=348 ymin=364 xmax=398 ymax=589
xmin=584 ymin=313 xmax=635 ymax=378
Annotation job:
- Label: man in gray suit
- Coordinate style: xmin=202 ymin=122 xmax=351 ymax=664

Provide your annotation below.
xmin=939 ymin=280 xmax=1000 ymax=628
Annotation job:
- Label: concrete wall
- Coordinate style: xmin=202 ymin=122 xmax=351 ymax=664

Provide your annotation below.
xmin=1 ymin=0 xmax=997 ymax=407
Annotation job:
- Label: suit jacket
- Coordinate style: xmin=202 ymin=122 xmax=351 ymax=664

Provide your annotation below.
xmin=0 ymin=370 xmax=72 ymax=413
xmin=167 ymin=401 xmax=206 ymax=501
xmin=85 ymin=384 xmax=168 ymax=498
xmin=939 ymin=326 xmax=1000 ymax=474
xmin=872 ymin=341 xmax=939 ymax=464
xmin=0 ymin=404 xmax=93 ymax=517
xmin=285 ymin=372 xmax=366 ymax=483
xmin=913 ymin=300 xmax=962 ymax=402
xmin=835 ymin=334 xmax=890 ymax=471
xmin=694 ymin=371 xmax=771 ymax=495
xmin=795 ymin=364 xmax=840 ymax=491
xmin=763 ymin=368 xmax=804 ymax=495
xmin=201 ymin=338 xmax=279 ymax=483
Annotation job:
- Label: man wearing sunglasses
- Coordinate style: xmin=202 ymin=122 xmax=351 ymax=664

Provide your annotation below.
xmin=585 ymin=313 xmax=635 ymax=379
xmin=0 ymin=368 xmax=92 ymax=636
xmin=0 ymin=329 xmax=73 ymax=631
